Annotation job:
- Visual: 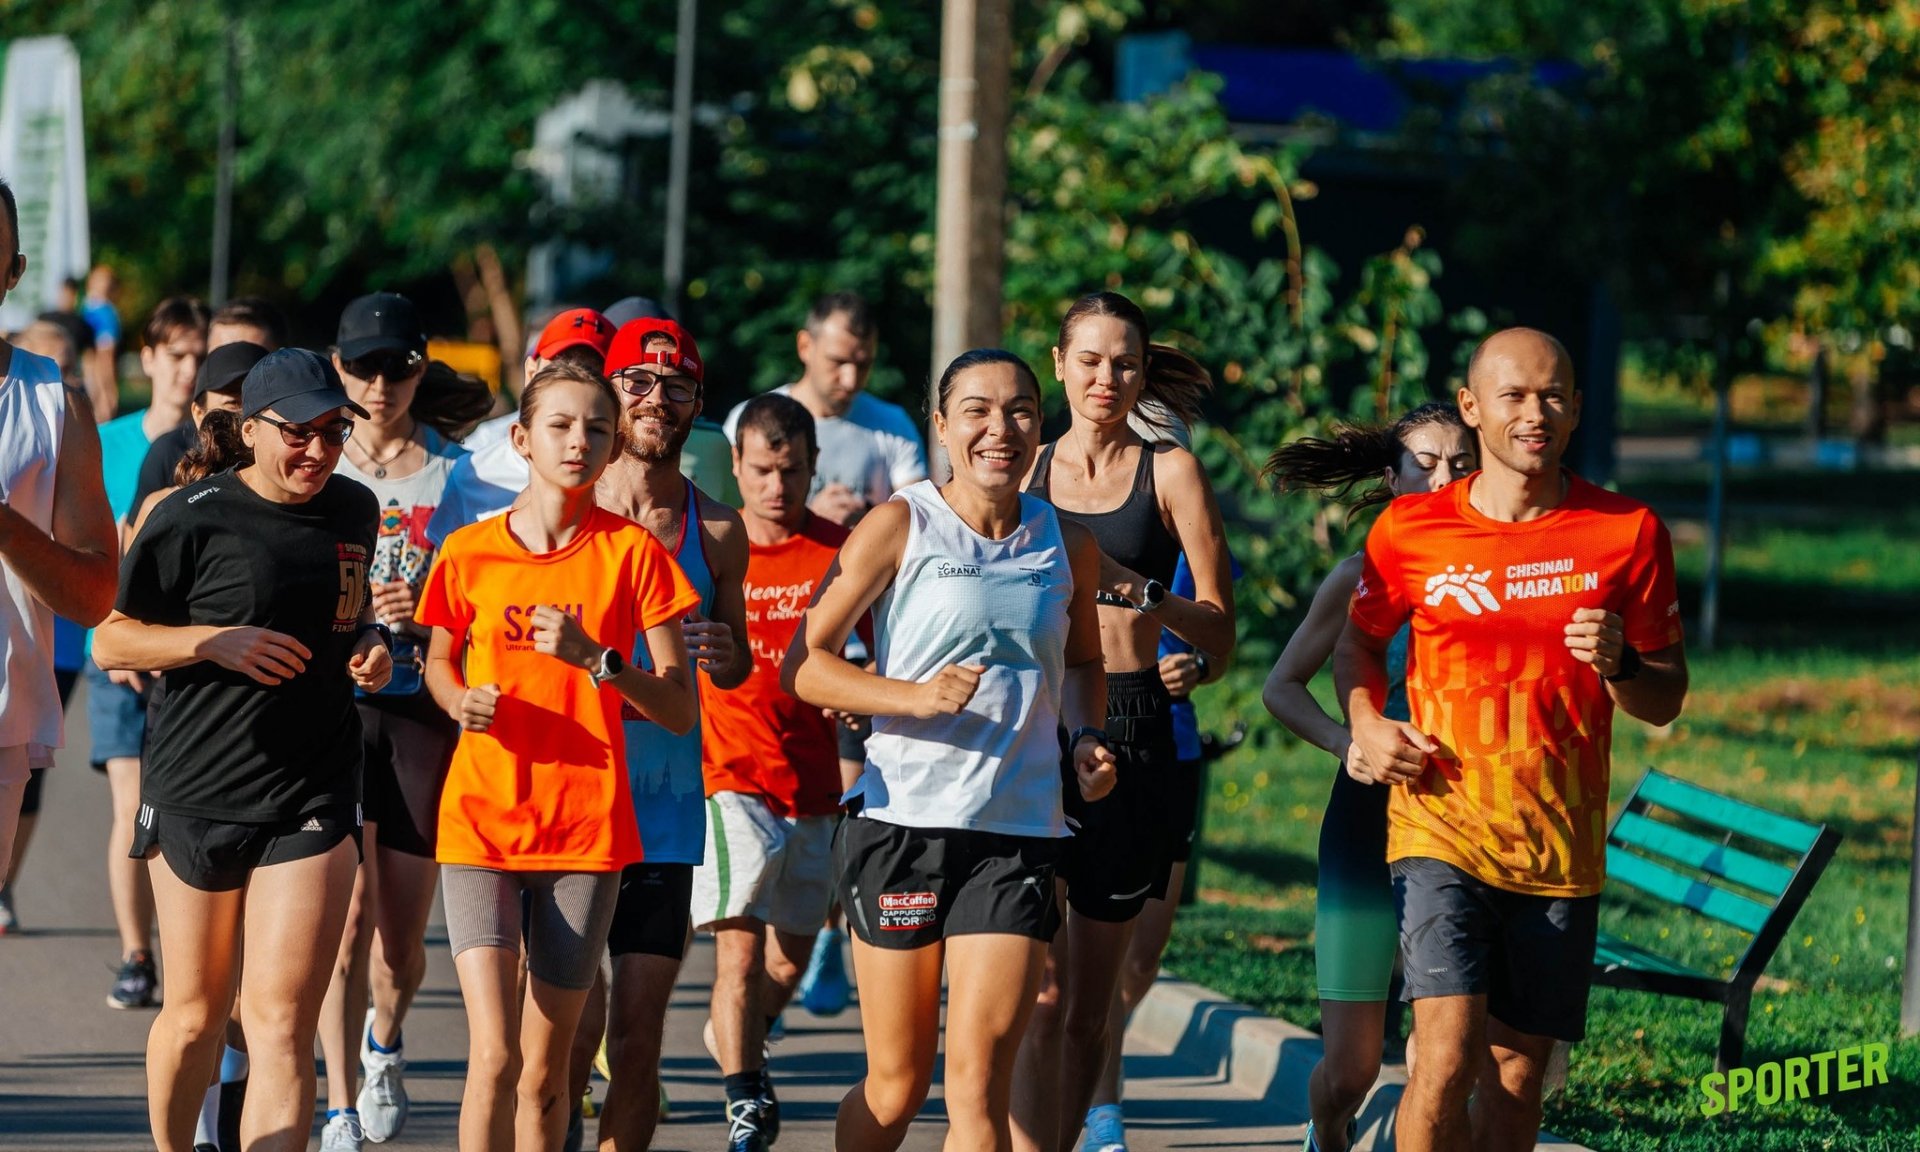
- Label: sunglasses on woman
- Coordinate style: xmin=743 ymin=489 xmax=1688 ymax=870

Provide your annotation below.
xmin=256 ymin=414 xmax=354 ymax=447
xmin=343 ymin=351 xmax=425 ymax=382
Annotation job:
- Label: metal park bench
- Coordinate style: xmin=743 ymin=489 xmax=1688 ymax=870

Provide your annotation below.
xmin=1592 ymin=768 xmax=1843 ymax=1073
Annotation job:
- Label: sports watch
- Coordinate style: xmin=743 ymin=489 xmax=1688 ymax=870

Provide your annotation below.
xmin=1602 ymin=645 xmax=1643 ymax=683
xmin=1068 ymin=726 xmax=1110 ymax=755
xmin=1138 ymin=579 xmax=1167 ymax=613
xmin=357 ymin=621 xmax=395 ymax=652
xmin=591 ymin=647 xmax=626 ymax=686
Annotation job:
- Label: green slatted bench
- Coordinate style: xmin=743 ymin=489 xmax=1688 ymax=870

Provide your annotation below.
xmin=1592 ymin=768 xmax=1842 ymax=1073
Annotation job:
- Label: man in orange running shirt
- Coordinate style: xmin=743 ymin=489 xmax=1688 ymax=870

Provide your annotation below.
xmin=1336 ymin=327 xmax=1689 ymax=1152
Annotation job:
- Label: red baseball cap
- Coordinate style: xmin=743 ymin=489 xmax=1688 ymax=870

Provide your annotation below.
xmin=534 ymin=308 xmax=617 ymax=360
xmin=605 ymin=318 xmax=703 ymax=384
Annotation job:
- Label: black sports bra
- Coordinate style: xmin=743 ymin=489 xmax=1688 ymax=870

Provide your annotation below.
xmin=1025 ymin=442 xmax=1181 ymax=587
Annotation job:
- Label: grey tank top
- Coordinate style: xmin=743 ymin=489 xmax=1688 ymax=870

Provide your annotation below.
xmin=852 ymin=481 xmax=1074 ymax=837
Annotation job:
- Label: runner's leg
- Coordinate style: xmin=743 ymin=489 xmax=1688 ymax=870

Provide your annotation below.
xmin=1053 ymin=912 xmax=1136 ymax=1151
xmin=1009 ymin=888 xmax=1066 ymax=1152
xmin=836 ymin=936 xmax=943 ymax=1152
xmin=145 ymin=859 xmax=243 ymax=1152
xmin=106 ymin=756 xmax=156 ymax=960
xmin=454 ymin=944 xmax=522 ymax=1152
xmin=1470 ymin=1018 xmax=1554 ymax=1152
xmin=235 ymin=836 xmax=358 ymax=1152
xmin=943 ymin=933 xmax=1049 ymax=1152
xmin=598 ymin=952 xmax=681 ymax=1151
xmin=1090 ymin=857 xmax=1185 ymax=1111
xmin=1396 ymin=994 xmax=1485 ymax=1152
xmin=711 ymin=915 xmax=770 ymax=1074
xmin=318 ymin=823 xmax=378 ymax=1119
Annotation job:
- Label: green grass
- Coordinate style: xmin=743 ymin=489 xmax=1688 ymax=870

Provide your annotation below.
xmin=1168 ymin=476 xmax=1920 ymax=1150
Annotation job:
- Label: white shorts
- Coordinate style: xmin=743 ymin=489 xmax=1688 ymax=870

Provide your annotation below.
xmin=692 ymin=792 xmax=837 ymax=935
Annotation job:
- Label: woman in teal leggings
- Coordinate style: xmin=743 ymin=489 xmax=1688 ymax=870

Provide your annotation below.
xmin=1261 ymin=403 xmax=1476 ymax=1152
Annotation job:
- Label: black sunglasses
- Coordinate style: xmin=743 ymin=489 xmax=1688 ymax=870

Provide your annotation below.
xmin=256 ymin=414 xmax=354 ymax=447
xmin=612 ymin=367 xmax=700 ymax=404
xmin=343 ymin=351 xmax=425 ymax=382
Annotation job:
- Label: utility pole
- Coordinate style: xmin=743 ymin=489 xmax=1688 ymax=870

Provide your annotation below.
xmin=209 ymin=9 xmax=238 ymax=305
xmin=663 ymin=0 xmax=697 ymax=314
xmin=927 ymin=0 xmax=1012 ymax=481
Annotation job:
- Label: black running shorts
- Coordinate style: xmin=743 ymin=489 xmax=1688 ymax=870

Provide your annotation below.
xmin=606 ymin=862 xmax=696 ymax=959
xmin=1392 ymin=856 xmax=1601 ymax=1042
xmin=357 ymin=696 xmax=459 ymax=858
xmin=1059 ymin=668 xmax=1179 ymax=922
xmin=835 ymin=813 xmax=1063 ymax=950
xmin=132 ymin=802 xmax=363 ymax=893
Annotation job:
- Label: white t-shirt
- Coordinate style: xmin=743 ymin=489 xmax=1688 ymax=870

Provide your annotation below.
xmin=425 ymin=437 xmax=528 ymax=547
xmin=0 ymin=350 xmax=70 ymax=759
xmin=723 ymin=387 xmax=926 ymax=509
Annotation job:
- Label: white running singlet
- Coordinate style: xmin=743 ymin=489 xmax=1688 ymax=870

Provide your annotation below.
xmin=853 ymin=480 xmax=1073 ymax=838
xmin=0 ymin=349 xmax=69 ymax=760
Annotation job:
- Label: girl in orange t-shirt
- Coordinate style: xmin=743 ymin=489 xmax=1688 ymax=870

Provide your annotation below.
xmin=415 ymin=361 xmax=699 ymax=1152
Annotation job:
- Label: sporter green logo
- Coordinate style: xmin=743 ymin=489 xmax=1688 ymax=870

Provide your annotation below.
xmin=1698 ymin=1042 xmax=1890 ymax=1115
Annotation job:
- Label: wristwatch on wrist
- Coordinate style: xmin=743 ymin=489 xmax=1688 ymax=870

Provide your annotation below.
xmin=358 ymin=621 xmax=394 ymax=652
xmin=590 ymin=647 xmax=625 ymax=686
xmin=1067 ymin=726 xmax=1110 ymax=755
xmin=1191 ymin=651 xmax=1211 ymax=681
xmin=1603 ymin=644 xmax=1643 ymax=683
xmin=1138 ymin=579 xmax=1167 ymax=613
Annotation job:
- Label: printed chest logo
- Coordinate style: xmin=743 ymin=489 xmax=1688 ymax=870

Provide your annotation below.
xmin=1502 ymin=557 xmax=1601 ymax=602
xmin=934 ymin=561 xmax=982 ymax=579
xmin=334 ymin=543 xmax=370 ymax=632
xmin=877 ymin=890 xmax=940 ymax=931
xmin=1423 ymin=564 xmax=1502 ymax=616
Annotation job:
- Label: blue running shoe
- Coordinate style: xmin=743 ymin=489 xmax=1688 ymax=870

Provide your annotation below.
xmin=798 ymin=929 xmax=850 ymax=1016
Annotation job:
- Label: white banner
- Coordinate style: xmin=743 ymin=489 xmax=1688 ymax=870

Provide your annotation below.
xmin=0 ymin=36 xmax=90 ymax=332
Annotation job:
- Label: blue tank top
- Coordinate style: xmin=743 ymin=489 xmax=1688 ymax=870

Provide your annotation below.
xmin=1384 ymin=623 xmax=1412 ymax=723
xmin=623 ymin=479 xmax=712 ymax=864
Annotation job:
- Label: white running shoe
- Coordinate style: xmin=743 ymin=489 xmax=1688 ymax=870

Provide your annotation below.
xmin=319 ymin=1111 xmax=364 ymax=1152
xmin=1080 ymin=1103 xmax=1128 ymax=1152
xmin=357 ymin=1008 xmax=409 ymax=1142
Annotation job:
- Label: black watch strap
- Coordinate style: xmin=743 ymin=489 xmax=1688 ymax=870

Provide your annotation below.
xmin=1068 ymin=726 xmax=1109 ymax=753
xmin=358 ymin=621 xmax=394 ymax=650
xmin=1603 ymin=644 xmax=1643 ymax=683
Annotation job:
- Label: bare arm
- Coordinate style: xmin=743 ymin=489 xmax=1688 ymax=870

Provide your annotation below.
xmin=1263 ymin=554 xmax=1365 ymax=759
xmin=1563 ymin=608 xmax=1689 ymax=727
xmin=1334 ymin=618 xmax=1433 ymax=784
xmin=424 ymin=625 xmax=475 ymax=720
xmin=93 ymin=610 xmax=313 ymax=686
xmin=529 ymin=607 xmax=697 ymax=736
xmin=693 ymin=499 xmax=753 ymax=690
xmin=1059 ymin=521 xmax=1117 ymax=800
xmin=784 ymin=501 xmax=978 ymax=718
xmin=1139 ymin=447 xmax=1235 ymax=659
xmin=0 ymin=388 xmax=118 ymax=624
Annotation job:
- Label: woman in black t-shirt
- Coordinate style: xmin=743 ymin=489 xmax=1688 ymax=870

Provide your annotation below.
xmin=94 ymin=349 xmax=395 ymax=1152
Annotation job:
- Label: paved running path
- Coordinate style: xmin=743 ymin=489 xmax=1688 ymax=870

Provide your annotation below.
xmin=0 ymin=680 xmax=1306 ymax=1150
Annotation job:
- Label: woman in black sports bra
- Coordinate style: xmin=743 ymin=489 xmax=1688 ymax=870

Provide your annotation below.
xmin=1012 ymin=290 xmax=1235 ymax=1152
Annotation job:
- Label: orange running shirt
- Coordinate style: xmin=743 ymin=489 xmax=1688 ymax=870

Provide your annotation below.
xmin=1348 ymin=472 xmax=1683 ymax=897
xmin=417 ymin=507 xmax=702 ymax=871
xmin=701 ymin=515 xmax=865 ymax=817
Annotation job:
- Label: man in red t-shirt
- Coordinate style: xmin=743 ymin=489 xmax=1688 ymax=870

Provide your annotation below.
xmin=696 ymin=392 xmax=870 ymax=1139
xmin=1337 ymin=328 xmax=1689 ymax=1152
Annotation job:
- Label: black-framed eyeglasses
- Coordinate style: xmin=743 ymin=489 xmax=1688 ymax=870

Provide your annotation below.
xmin=256 ymin=414 xmax=354 ymax=447
xmin=612 ymin=368 xmax=699 ymax=404
xmin=343 ymin=350 xmax=425 ymax=382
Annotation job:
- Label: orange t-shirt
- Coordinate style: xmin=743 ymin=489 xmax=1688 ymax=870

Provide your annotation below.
xmin=417 ymin=508 xmax=702 ymax=871
xmin=701 ymin=515 xmax=867 ymax=817
xmin=1348 ymin=472 xmax=1683 ymax=897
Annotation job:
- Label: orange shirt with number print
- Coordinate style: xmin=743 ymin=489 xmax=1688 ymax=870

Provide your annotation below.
xmin=1348 ymin=471 xmax=1682 ymax=898
xmin=417 ymin=507 xmax=701 ymax=871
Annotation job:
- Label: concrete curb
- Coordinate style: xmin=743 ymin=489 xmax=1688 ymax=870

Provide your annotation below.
xmin=1126 ymin=975 xmax=1599 ymax=1151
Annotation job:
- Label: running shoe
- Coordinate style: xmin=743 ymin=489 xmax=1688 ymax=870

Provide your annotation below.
xmin=759 ymin=1075 xmax=781 ymax=1146
xmin=1303 ymin=1117 xmax=1357 ymax=1152
xmin=319 ymin=1110 xmax=364 ymax=1152
xmin=108 ymin=949 xmax=158 ymax=1010
xmin=0 ymin=885 xmax=18 ymax=934
xmin=1081 ymin=1103 xmax=1127 ymax=1152
xmin=725 ymin=1097 xmax=770 ymax=1152
xmin=797 ymin=929 xmax=850 ymax=1016
xmin=357 ymin=1008 xmax=409 ymax=1142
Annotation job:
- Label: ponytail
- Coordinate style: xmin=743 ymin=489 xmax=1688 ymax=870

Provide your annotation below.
xmin=174 ymin=409 xmax=251 ymax=486
xmin=1263 ymin=401 xmax=1466 ymax=509
xmin=411 ymin=360 xmax=497 ymax=442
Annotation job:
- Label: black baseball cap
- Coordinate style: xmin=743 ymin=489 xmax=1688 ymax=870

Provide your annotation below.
xmin=602 ymin=295 xmax=673 ymax=328
xmin=195 ymin=341 xmax=271 ymax=400
xmin=243 ymin=348 xmax=371 ymax=423
xmin=336 ymin=292 xmax=426 ymax=361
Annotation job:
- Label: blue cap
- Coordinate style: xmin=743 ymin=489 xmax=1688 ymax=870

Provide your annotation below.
xmin=242 ymin=348 xmax=370 ymax=423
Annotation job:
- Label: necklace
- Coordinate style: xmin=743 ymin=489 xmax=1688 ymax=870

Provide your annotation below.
xmin=357 ymin=421 xmax=417 ymax=479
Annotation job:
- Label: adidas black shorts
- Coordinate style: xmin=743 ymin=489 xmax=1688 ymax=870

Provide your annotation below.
xmin=132 ymin=802 xmax=363 ymax=893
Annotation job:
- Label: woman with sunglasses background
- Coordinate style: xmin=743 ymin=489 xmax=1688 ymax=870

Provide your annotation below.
xmin=313 ymin=292 xmax=476 ymax=1151
xmin=93 ymin=349 xmax=395 ymax=1152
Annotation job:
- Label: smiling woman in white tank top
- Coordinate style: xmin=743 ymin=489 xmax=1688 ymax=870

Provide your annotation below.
xmin=784 ymin=348 xmax=1114 ymax=1152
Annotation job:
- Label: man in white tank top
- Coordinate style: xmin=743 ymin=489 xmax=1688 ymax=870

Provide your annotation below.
xmin=0 ymin=179 xmax=120 ymax=886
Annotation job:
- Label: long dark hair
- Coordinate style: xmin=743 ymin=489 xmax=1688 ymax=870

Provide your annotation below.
xmin=412 ymin=360 xmax=496 ymax=441
xmin=1057 ymin=291 xmax=1210 ymax=437
xmin=1262 ymin=402 xmax=1468 ymax=509
xmin=174 ymin=410 xmax=252 ymax=486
